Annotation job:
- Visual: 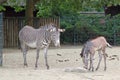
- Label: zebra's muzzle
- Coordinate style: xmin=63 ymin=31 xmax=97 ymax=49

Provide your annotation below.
xmin=55 ymin=43 xmax=60 ymax=47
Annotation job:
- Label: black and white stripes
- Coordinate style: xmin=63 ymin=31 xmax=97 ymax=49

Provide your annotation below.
xmin=19 ymin=23 xmax=65 ymax=69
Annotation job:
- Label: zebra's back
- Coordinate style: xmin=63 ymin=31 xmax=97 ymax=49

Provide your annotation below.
xmin=19 ymin=26 xmax=37 ymax=43
xmin=19 ymin=25 xmax=50 ymax=48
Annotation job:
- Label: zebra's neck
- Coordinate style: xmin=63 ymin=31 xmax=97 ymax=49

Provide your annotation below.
xmin=44 ymin=31 xmax=51 ymax=44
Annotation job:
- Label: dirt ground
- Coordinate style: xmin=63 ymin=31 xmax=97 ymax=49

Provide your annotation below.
xmin=0 ymin=45 xmax=120 ymax=80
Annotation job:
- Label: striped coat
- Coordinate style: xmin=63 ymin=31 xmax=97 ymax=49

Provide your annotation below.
xmin=19 ymin=24 xmax=65 ymax=69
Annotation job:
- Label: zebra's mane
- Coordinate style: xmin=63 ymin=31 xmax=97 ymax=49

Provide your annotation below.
xmin=40 ymin=23 xmax=57 ymax=30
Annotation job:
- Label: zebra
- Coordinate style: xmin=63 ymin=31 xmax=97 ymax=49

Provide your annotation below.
xmin=19 ymin=23 xmax=65 ymax=69
xmin=80 ymin=36 xmax=112 ymax=71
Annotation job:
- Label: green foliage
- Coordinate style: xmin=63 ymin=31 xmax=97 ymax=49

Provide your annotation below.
xmin=61 ymin=14 xmax=120 ymax=45
xmin=81 ymin=0 xmax=120 ymax=11
xmin=0 ymin=0 xmax=25 ymax=12
xmin=0 ymin=5 xmax=6 ymax=11
xmin=13 ymin=6 xmax=25 ymax=12
xmin=0 ymin=0 xmax=120 ymax=45
xmin=35 ymin=0 xmax=120 ymax=17
xmin=7 ymin=0 xmax=25 ymax=12
xmin=36 ymin=1 xmax=52 ymax=17
xmin=0 ymin=0 xmax=120 ymax=16
xmin=36 ymin=0 xmax=82 ymax=17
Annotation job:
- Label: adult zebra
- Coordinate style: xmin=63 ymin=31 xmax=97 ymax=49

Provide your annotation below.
xmin=19 ymin=23 xmax=65 ymax=69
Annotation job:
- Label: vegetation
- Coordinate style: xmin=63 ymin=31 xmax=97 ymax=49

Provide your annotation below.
xmin=0 ymin=0 xmax=120 ymax=45
xmin=0 ymin=0 xmax=120 ymax=17
xmin=60 ymin=14 xmax=120 ymax=45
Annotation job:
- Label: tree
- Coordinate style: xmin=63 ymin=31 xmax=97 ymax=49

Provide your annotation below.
xmin=36 ymin=0 xmax=120 ymax=17
xmin=0 ymin=0 xmax=120 ymax=24
xmin=0 ymin=0 xmax=40 ymax=26
xmin=25 ymin=0 xmax=40 ymax=26
xmin=25 ymin=0 xmax=34 ymax=26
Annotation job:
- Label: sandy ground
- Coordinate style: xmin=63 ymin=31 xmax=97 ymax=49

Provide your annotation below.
xmin=0 ymin=45 xmax=120 ymax=80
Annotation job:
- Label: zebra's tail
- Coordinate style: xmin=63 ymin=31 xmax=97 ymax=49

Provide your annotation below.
xmin=107 ymin=43 xmax=112 ymax=48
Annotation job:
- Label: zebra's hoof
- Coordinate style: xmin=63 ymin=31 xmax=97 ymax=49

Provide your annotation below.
xmin=92 ymin=69 xmax=94 ymax=72
xmin=96 ymin=68 xmax=98 ymax=71
xmin=24 ymin=64 xmax=28 ymax=67
xmin=104 ymin=68 xmax=106 ymax=71
xmin=47 ymin=66 xmax=49 ymax=70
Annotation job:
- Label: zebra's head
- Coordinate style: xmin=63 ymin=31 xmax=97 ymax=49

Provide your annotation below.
xmin=81 ymin=51 xmax=89 ymax=69
xmin=80 ymin=45 xmax=89 ymax=69
xmin=48 ymin=24 xmax=65 ymax=47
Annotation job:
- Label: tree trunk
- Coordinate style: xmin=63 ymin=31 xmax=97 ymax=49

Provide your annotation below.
xmin=25 ymin=0 xmax=34 ymax=26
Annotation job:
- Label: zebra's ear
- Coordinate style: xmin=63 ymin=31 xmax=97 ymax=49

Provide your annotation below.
xmin=58 ymin=29 xmax=65 ymax=32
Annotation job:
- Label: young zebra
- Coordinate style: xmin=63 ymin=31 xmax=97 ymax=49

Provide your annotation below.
xmin=19 ymin=23 xmax=65 ymax=69
xmin=80 ymin=36 xmax=112 ymax=71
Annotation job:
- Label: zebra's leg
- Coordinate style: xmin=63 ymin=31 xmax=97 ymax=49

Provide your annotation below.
xmin=96 ymin=50 xmax=102 ymax=71
xmin=89 ymin=53 xmax=94 ymax=71
xmin=44 ymin=46 xmax=49 ymax=69
xmin=102 ymin=49 xmax=107 ymax=71
xmin=21 ymin=42 xmax=28 ymax=67
xmin=35 ymin=48 xmax=40 ymax=69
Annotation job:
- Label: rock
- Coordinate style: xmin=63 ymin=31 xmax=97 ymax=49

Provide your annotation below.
xmin=64 ymin=67 xmax=87 ymax=73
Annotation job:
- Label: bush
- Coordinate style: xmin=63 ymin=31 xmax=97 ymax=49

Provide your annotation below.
xmin=60 ymin=14 xmax=120 ymax=45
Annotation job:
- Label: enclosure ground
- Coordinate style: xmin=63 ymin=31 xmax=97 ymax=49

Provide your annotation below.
xmin=0 ymin=45 xmax=120 ymax=80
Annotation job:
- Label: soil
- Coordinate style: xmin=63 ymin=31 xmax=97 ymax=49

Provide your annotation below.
xmin=1 ymin=45 xmax=120 ymax=80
